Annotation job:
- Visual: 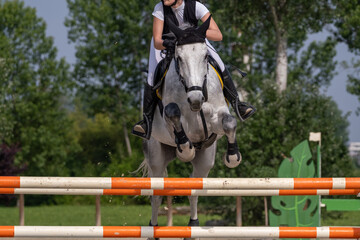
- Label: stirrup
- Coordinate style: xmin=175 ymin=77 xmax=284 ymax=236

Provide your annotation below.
xmin=233 ymin=99 xmax=256 ymax=122
xmin=131 ymin=116 xmax=152 ymax=140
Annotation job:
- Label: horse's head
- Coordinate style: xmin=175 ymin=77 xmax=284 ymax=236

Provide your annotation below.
xmin=166 ymin=15 xmax=211 ymax=112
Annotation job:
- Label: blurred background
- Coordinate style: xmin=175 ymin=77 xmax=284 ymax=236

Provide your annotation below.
xmin=1 ymin=0 xmax=359 ymax=228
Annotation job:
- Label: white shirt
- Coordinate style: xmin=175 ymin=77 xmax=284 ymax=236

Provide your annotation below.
xmin=152 ymin=1 xmax=209 ymax=26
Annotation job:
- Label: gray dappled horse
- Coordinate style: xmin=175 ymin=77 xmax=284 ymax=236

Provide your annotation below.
xmin=142 ymin=16 xmax=241 ymax=240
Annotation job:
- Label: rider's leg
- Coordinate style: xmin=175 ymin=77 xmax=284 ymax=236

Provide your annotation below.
xmin=206 ymin=40 xmax=256 ymax=121
xmin=222 ymin=68 xmax=256 ymax=121
xmin=132 ymin=83 xmax=158 ymax=139
xmin=132 ymin=38 xmax=162 ymax=139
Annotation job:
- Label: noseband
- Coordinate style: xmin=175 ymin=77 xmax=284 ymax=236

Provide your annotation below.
xmin=174 ymin=55 xmax=209 ymax=102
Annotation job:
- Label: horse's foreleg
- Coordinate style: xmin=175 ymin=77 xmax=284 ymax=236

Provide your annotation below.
xmin=185 ymin=145 xmax=216 ymax=240
xmin=188 ymin=146 xmax=216 ymax=220
xmin=164 ymin=103 xmax=195 ymax=162
xmin=145 ymin=139 xmax=175 ymax=229
xmin=222 ymin=113 xmax=242 ymax=168
xmin=150 ymin=195 xmax=162 ymax=227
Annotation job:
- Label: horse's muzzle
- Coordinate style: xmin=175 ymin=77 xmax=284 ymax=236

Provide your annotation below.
xmin=187 ymin=91 xmax=204 ymax=112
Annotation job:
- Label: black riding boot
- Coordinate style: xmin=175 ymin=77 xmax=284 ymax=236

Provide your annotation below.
xmin=132 ymin=83 xmax=158 ymax=139
xmin=222 ymin=68 xmax=256 ymax=121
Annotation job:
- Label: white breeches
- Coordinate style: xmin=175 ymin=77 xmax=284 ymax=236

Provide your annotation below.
xmin=147 ymin=37 xmax=225 ymax=86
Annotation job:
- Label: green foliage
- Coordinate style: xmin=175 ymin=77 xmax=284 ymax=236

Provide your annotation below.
xmin=207 ymin=0 xmax=334 ymax=87
xmin=333 ymin=0 xmax=360 ymax=54
xmin=269 ymin=140 xmax=319 ymax=227
xmin=288 ymin=38 xmax=337 ymax=88
xmin=66 ymin=107 xmax=143 ymax=178
xmin=65 ymin=0 xmax=156 ymax=119
xmin=0 ymin=0 xmax=79 ymax=176
xmin=341 ymin=59 xmax=360 ymax=115
xmin=64 ymin=1 xmax=155 ymax=188
xmin=332 ymin=0 xmax=360 ymax=111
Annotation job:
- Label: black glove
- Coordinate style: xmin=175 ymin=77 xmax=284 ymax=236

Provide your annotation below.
xmin=163 ymin=39 xmax=176 ymax=51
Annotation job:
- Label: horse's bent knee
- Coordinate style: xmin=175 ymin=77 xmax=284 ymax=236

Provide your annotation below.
xmin=165 ymin=102 xmax=183 ymax=132
xmin=165 ymin=103 xmax=181 ymax=121
xmin=222 ymin=114 xmax=237 ymax=134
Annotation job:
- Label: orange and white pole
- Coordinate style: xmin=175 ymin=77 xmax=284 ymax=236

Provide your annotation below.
xmin=1 ymin=177 xmax=360 ymax=190
xmin=0 ymin=226 xmax=359 ymax=238
xmin=1 ymin=188 xmax=359 ymax=196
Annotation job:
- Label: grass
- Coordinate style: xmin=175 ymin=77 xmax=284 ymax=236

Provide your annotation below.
xmin=322 ymin=211 xmax=360 ymax=226
xmin=1 ymin=204 xmax=359 ymax=226
xmin=0 ymin=204 xmax=221 ymax=226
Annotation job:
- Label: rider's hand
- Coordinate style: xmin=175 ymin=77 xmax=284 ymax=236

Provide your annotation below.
xmin=163 ymin=39 xmax=176 ymax=51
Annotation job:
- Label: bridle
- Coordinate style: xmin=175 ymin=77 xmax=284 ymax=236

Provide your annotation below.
xmin=174 ymin=52 xmax=209 ymax=102
xmin=172 ymin=50 xmax=217 ymax=149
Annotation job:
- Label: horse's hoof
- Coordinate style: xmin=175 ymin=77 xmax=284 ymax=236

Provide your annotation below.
xmin=223 ymin=151 xmax=242 ymax=168
xmin=176 ymin=141 xmax=195 ymax=162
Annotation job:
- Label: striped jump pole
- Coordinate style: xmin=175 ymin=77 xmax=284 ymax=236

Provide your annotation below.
xmin=1 ymin=176 xmax=360 ymax=190
xmin=0 ymin=226 xmax=359 ymax=238
xmin=1 ymin=188 xmax=360 ymax=196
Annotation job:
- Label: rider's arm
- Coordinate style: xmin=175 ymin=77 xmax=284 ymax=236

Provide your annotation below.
xmin=201 ymin=12 xmax=222 ymax=41
xmin=153 ymin=16 xmax=166 ymax=50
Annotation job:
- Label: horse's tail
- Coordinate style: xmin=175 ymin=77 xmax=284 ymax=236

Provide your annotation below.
xmin=132 ymin=140 xmax=168 ymax=177
xmin=132 ymin=157 xmax=149 ymax=177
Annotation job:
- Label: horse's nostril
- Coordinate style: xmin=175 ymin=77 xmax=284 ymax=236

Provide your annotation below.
xmin=202 ymin=96 xmax=205 ymax=101
xmin=187 ymin=98 xmax=191 ymax=104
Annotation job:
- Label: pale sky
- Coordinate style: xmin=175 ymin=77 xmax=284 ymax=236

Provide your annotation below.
xmin=23 ymin=0 xmax=360 ymax=143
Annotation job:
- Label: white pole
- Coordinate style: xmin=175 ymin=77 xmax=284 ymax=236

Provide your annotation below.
xmin=5 ymin=188 xmax=360 ymax=196
xmin=2 ymin=226 xmax=359 ymax=238
xmin=2 ymin=176 xmax=359 ymax=189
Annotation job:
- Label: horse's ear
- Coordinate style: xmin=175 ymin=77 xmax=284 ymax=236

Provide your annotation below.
xmin=197 ymin=14 xmax=211 ymax=38
xmin=166 ymin=17 xmax=184 ymax=39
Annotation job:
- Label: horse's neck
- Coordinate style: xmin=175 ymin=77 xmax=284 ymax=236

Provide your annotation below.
xmin=206 ymin=65 xmax=225 ymax=99
xmin=162 ymin=60 xmax=187 ymax=103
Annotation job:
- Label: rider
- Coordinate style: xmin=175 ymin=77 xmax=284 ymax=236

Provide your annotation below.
xmin=132 ymin=0 xmax=256 ymax=140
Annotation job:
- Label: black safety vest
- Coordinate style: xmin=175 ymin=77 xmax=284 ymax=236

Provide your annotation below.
xmin=162 ymin=0 xmax=198 ymax=36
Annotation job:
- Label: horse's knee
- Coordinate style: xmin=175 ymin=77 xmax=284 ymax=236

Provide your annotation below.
xmin=222 ymin=114 xmax=237 ymax=134
xmin=165 ymin=103 xmax=181 ymax=123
